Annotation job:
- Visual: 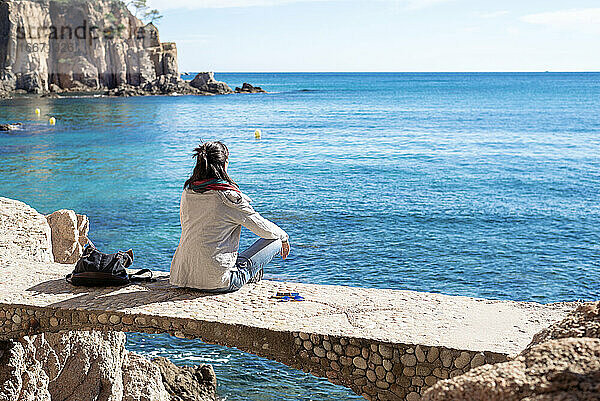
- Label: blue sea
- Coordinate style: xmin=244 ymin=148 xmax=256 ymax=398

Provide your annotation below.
xmin=1 ymin=73 xmax=599 ymax=400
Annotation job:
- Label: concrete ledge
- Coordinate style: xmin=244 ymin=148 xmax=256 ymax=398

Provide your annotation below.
xmin=0 ymin=259 xmax=575 ymax=401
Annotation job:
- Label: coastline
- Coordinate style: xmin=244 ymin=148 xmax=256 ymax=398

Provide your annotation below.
xmin=0 ymin=0 xmax=265 ymax=100
xmin=0 ymin=73 xmax=267 ymax=99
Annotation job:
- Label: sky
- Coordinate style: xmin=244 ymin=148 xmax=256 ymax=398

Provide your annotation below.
xmin=143 ymin=0 xmax=600 ymax=72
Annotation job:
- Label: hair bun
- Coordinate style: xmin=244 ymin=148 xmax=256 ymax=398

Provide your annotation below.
xmin=193 ymin=145 xmax=207 ymax=158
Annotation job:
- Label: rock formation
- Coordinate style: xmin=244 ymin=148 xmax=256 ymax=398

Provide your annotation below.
xmin=421 ymin=302 xmax=600 ymax=401
xmin=0 ymin=197 xmax=53 ymax=263
xmin=0 ymin=0 xmax=267 ymax=97
xmin=527 ymin=301 xmax=600 ymax=346
xmin=189 ymin=72 xmax=233 ymax=94
xmin=0 ymin=0 xmax=185 ymax=95
xmin=46 ymin=209 xmax=89 ymax=263
xmin=0 ymin=331 xmax=217 ymax=401
xmin=0 ymin=122 xmax=21 ymax=130
xmin=0 ymin=196 xmax=218 ymax=401
xmin=153 ymin=357 xmax=218 ymax=401
xmin=107 ymin=73 xmax=204 ymax=97
xmin=235 ymin=82 xmax=266 ymax=93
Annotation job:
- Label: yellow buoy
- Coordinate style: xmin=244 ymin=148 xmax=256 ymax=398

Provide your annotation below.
xmin=35 ymin=108 xmax=41 ymax=116
xmin=254 ymin=129 xmax=262 ymax=139
xmin=49 ymin=117 xmax=56 ymax=125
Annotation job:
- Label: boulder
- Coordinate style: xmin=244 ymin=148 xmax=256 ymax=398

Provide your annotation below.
xmin=422 ymin=338 xmax=600 ymax=401
xmin=422 ymin=302 xmax=600 ymax=401
xmin=0 ymin=70 xmax=16 ymax=93
xmin=0 ymin=123 xmax=22 ymax=131
xmin=67 ymin=80 xmax=87 ymax=92
xmin=48 ymin=83 xmax=61 ymax=93
xmin=123 ymin=353 xmax=171 ymax=401
xmin=16 ymin=71 xmax=45 ymax=94
xmin=108 ymin=75 xmax=201 ymax=97
xmin=0 ymin=197 xmax=53 ymax=263
xmin=143 ymin=74 xmax=194 ymax=95
xmin=0 ymin=331 xmax=217 ymax=401
xmin=108 ymin=84 xmax=148 ymax=97
xmin=189 ymin=72 xmax=233 ymax=94
xmin=528 ymin=301 xmax=600 ymax=347
xmin=45 ymin=209 xmax=89 ymax=264
xmin=153 ymin=357 xmax=217 ymax=401
xmin=235 ymin=82 xmax=266 ymax=93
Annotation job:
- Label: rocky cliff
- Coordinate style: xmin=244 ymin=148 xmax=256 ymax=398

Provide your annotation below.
xmin=0 ymin=330 xmax=218 ymax=401
xmin=0 ymin=0 xmax=181 ymax=94
xmin=0 ymin=0 xmax=265 ymax=97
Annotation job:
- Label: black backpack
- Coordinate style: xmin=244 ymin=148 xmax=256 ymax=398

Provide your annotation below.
xmin=66 ymin=243 xmax=154 ymax=287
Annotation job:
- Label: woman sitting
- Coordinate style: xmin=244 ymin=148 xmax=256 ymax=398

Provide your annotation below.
xmin=170 ymin=141 xmax=290 ymax=292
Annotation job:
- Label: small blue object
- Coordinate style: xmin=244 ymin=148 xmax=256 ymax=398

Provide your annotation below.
xmin=276 ymin=292 xmax=299 ymax=297
xmin=277 ymin=295 xmax=304 ymax=302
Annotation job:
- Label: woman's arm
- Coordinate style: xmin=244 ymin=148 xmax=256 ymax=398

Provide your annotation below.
xmin=240 ymin=210 xmax=291 ymax=260
xmin=242 ymin=212 xmax=289 ymax=242
xmin=218 ymin=190 xmax=289 ymax=242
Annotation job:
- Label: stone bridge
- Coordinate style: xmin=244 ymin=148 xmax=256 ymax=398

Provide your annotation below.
xmin=0 ymin=261 xmax=575 ymax=401
xmin=0 ymin=198 xmax=576 ymax=401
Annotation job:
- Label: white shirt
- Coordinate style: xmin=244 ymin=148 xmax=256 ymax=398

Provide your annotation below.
xmin=170 ymin=189 xmax=288 ymax=290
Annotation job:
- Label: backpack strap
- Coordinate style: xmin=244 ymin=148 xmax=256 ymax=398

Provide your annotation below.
xmin=80 ymin=239 xmax=96 ymax=258
xmin=128 ymin=269 xmax=155 ymax=283
xmin=121 ymin=251 xmax=133 ymax=268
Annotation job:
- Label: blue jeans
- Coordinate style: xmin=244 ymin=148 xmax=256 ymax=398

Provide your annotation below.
xmin=224 ymin=238 xmax=281 ymax=292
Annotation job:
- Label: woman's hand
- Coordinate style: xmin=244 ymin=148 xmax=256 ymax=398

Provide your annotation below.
xmin=281 ymin=240 xmax=290 ymax=260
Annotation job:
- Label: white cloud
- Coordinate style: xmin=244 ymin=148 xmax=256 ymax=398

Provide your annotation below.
xmin=147 ymin=0 xmax=452 ymax=11
xmin=478 ymin=10 xmax=508 ymax=19
xmin=521 ymin=8 xmax=600 ymax=34
xmin=404 ymin=0 xmax=453 ymax=10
